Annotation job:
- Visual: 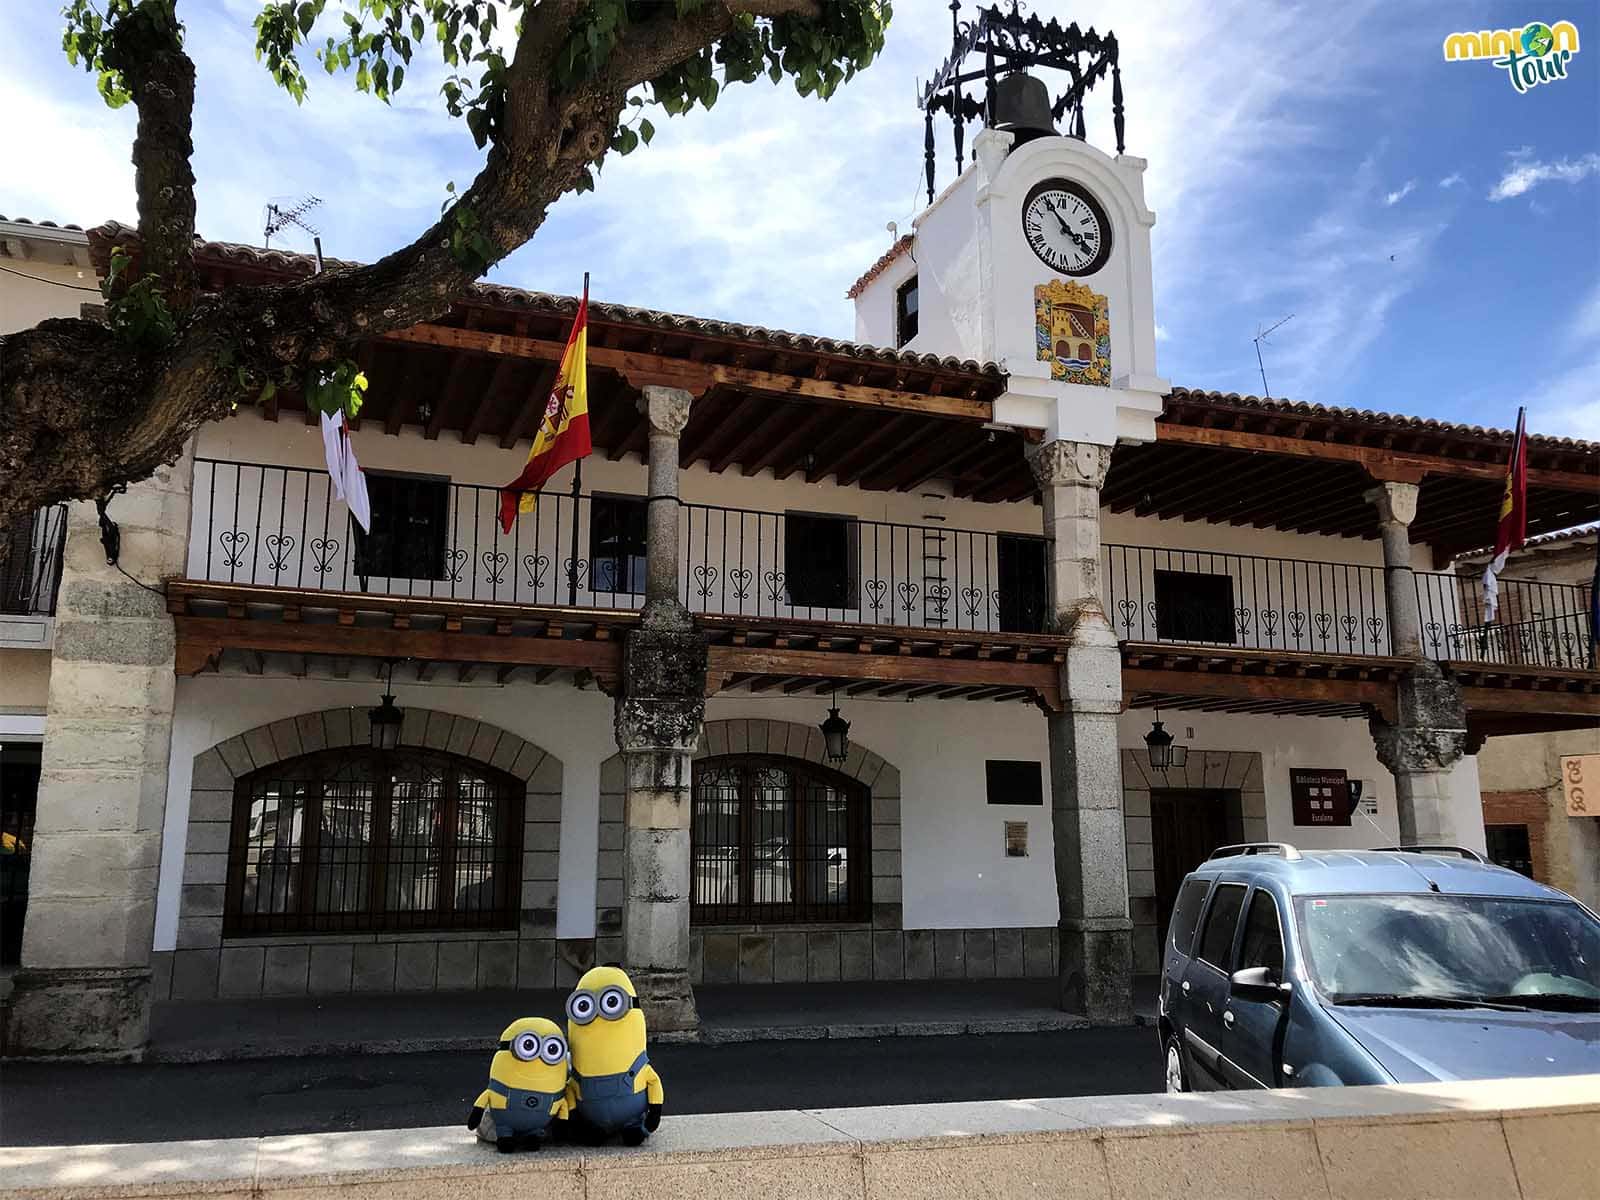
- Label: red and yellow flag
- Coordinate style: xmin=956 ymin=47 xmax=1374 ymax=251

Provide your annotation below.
xmin=1481 ymin=406 xmax=1528 ymax=622
xmin=499 ymin=279 xmax=592 ymax=532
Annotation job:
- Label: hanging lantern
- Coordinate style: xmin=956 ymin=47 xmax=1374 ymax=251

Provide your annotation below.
xmin=1143 ymin=718 xmax=1187 ymax=773
xmin=369 ymin=659 xmax=404 ymax=752
xmin=820 ymin=695 xmax=851 ymax=764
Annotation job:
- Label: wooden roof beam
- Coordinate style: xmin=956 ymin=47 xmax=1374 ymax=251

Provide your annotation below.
xmin=385 ymin=323 xmax=992 ymax=421
xmin=742 ymin=406 xmax=834 ymax=478
xmin=1158 ymin=422 xmax=1596 ymax=493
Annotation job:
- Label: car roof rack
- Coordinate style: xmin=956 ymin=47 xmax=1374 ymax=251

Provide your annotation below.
xmin=1208 ymin=842 xmax=1302 ymax=862
xmin=1370 ymin=844 xmax=1486 ymax=863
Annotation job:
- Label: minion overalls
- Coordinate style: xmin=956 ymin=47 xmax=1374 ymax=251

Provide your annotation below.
xmin=479 ymin=1080 xmax=565 ymax=1142
xmin=571 ymin=1050 xmax=652 ymax=1135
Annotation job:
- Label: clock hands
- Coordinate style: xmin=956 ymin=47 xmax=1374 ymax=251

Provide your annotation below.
xmin=1042 ymin=197 xmax=1093 ymax=255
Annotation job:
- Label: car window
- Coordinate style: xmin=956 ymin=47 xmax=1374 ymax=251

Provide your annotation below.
xmin=1295 ymin=894 xmax=1600 ymax=1000
xmin=1197 ymin=883 xmax=1247 ymax=971
xmin=1169 ymin=877 xmax=1211 ymax=957
xmin=1238 ymin=889 xmax=1284 ymax=976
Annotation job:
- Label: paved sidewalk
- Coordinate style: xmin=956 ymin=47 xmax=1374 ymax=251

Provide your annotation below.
xmin=146 ymin=978 xmax=1158 ymax=1062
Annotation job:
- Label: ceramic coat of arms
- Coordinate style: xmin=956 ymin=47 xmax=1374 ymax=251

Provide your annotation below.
xmin=1035 ymin=280 xmax=1110 ymax=386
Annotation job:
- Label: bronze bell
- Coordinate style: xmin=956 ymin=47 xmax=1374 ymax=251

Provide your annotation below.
xmin=990 ymin=72 xmax=1056 ymax=144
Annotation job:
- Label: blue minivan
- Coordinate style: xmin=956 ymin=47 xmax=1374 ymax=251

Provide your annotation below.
xmin=1158 ymin=843 xmax=1600 ymax=1091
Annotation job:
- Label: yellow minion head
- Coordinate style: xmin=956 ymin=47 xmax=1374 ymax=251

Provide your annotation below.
xmin=565 ymin=965 xmax=647 ymax=1077
xmin=490 ymin=1015 xmax=569 ymax=1093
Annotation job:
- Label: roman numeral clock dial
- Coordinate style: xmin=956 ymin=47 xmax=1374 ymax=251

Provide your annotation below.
xmin=1022 ymin=179 xmax=1112 ymax=276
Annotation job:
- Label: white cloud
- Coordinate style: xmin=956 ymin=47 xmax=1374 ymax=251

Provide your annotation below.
xmin=1519 ymin=353 xmax=1600 ymax=440
xmin=1438 ymin=172 xmax=1464 ymax=188
xmin=1154 ymin=323 xmax=1171 ymax=342
xmin=1567 ymin=282 xmax=1600 ymax=347
xmin=1488 ymin=152 xmax=1600 ymax=200
xmin=1383 ymin=180 xmax=1417 ymax=206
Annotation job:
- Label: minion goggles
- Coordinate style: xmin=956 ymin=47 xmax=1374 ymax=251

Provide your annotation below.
xmin=566 ymin=985 xmax=638 ymax=1024
xmin=500 ymin=1030 xmax=568 ymax=1064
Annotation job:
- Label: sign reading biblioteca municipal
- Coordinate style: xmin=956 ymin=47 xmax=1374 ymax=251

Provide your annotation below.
xmin=1291 ymin=767 xmax=1351 ymax=827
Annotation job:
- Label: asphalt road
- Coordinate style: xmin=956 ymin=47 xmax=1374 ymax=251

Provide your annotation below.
xmin=1 ymin=1027 xmax=1162 ymax=1146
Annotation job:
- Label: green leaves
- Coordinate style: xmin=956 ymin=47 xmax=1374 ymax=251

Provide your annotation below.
xmin=305 ymin=358 xmax=369 ymax=418
xmin=62 ymin=0 xmax=183 ymax=110
xmin=444 ymin=201 xmax=498 ymax=274
xmin=102 ymin=245 xmax=176 ymax=350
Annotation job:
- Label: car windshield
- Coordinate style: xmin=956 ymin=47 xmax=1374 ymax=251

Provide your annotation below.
xmin=1294 ymin=893 xmax=1600 ymax=1006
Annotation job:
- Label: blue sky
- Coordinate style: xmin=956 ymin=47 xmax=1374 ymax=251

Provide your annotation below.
xmin=3 ymin=1 xmax=1596 ymax=439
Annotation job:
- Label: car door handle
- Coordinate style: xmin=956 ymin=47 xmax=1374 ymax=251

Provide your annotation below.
xmin=1181 ymin=981 xmax=1190 ymax=993
xmin=1222 ymin=1011 xmax=1235 ymax=1027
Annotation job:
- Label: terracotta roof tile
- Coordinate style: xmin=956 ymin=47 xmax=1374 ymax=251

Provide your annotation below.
xmin=845 ymin=234 xmax=914 ymax=299
xmin=1166 ymin=387 xmax=1595 ymax=453
xmin=0 ymin=215 xmax=87 ymax=232
xmin=89 ymin=222 xmax=1004 ymax=382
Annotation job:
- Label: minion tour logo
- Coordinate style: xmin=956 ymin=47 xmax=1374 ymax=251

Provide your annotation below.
xmin=1443 ymin=20 xmax=1580 ymax=92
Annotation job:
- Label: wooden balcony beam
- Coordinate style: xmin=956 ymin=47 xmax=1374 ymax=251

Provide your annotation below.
xmin=384 ymin=324 xmax=992 ymax=421
xmin=1157 ymin=422 xmax=1597 ymax=492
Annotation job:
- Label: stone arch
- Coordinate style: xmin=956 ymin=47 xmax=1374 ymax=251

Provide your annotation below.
xmin=595 ymin=718 xmax=903 ymax=985
xmin=169 ymin=708 xmax=562 ymax=1001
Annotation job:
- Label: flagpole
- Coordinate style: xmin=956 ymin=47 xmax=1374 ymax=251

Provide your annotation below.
xmin=566 ymin=272 xmax=590 ymax=606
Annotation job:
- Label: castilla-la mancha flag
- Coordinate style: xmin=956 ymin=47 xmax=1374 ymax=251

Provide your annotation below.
xmin=1481 ymin=406 xmax=1528 ymax=623
xmin=499 ymin=278 xmax=592 ymax=532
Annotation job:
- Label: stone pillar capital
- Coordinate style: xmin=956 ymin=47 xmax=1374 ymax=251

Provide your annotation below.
xmin=1362 ymin=480 xmax=1420 ymax=528
xmin=1369 ymin=718 xmax=1468 ymax=775
xmin=1027 ymin=440 xmax=1114 ymax=493
xmin=639 ymin=385 xmax=694 ymax=438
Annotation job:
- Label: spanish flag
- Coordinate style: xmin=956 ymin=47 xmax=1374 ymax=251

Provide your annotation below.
xmin=1481 ymin=406 xmax=1527 ymax=622
xmin=499 ymin=277 xmax=592 ymax=532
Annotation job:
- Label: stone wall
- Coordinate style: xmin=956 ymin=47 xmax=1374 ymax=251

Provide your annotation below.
xmin=151 ymin=707 xmax=562 ymax=1000
xmin=1120 ymin=746 xmax=1265 ymax=974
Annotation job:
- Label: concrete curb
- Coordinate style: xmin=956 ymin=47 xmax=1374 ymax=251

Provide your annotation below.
xmin=139 ymin=1013 xmax=1111 ymax=1063
xmin=6 ymin=1075 xmax=1597 ymax=1200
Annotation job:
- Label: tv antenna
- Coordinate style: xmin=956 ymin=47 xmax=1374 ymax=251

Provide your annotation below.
xmin=1252 ymin=313 xmax=1294 ymax=398
xmin=264 ymin=195 xmax=324 ymax=267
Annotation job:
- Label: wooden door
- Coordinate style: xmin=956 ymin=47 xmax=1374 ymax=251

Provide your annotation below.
xmin=1151 ymin=790 xmax=1228 ymax=944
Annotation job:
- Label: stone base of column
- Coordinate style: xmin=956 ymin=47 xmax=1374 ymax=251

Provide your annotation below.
xmin=629 ymin=966 xmax=700 ymax=1034
xmin=3 ymin=967 xmax=151 ymax=1059
xmin=1058 ymin=917 xmax=1134 ymax=1025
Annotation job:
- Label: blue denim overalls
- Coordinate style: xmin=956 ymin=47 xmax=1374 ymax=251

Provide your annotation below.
xmin=482 ymin=1079 xmax=563 ymax=1140
xmin=572 ymin=1051 xmax=651 ymax=1134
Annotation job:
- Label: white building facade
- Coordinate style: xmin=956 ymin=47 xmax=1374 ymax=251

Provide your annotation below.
xmin=4 ymin=80 xmax=1595 ymax=1055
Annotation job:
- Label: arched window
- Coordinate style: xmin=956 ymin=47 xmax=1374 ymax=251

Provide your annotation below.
xmin=224 ymin=747 xmax=522 ymax=936
xmin=691 ymin=755 xmax=870 ymax=925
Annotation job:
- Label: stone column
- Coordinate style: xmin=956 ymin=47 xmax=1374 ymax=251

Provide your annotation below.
xmin=1370 ymin=665 xmax=1470 ymax=845
xmin=612 ymin=385 xmax=703 ymax=1031
xmin=1027 ymin=440 xmax=1132 ymax=1026
xmin=8 ymin=450 xmax=194 ymax=1057
xmin=1362 ymin=480 xmax=1424 ymax=659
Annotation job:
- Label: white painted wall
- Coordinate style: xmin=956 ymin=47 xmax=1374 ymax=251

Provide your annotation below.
xmin=0 ymin=258 xmax=94 ymax=333
xmin=704 ymin=692 xmax=1060 ymax=931
xmin=1116 ymin=707 xmax=1486 ymax=856
xmin=154 ymin=674 xmax=617 ymax=950
xmin=852 ymin=130 xmax=1168 ymax=445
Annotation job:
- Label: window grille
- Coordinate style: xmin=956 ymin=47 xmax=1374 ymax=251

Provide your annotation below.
xmin=225 ymin=747 xmax=522 ymax=935
xmin=691 ymin=755 xmax=870 ymax=924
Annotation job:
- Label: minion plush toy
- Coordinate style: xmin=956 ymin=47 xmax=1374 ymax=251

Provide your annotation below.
xmin=466 ymin=1017 xmax=571 ymax=1152
xmin=564 ymin=966 xmax=663 ymax=1145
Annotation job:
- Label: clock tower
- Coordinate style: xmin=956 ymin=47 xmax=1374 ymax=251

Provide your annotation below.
xmin=850 ymin=5 xmax=1168 ymax=447
xmin=848 ymin=6 xmax=1166 ymax=1024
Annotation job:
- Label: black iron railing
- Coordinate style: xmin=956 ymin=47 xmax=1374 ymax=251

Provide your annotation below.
xmin=1417 ymin=573 xmax=1593 ymax=670
xmin=1103 ymin=544 xmax=1392 ymax=657
xmin=191 ymin=459 xmax=619 ymax=608
xmin=1 ymin=507 xmax=67 ymax=617
xmin=680 ymin=501 xmax=1049 ymax=632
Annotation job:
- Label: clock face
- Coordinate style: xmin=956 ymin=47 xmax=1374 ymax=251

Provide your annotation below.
xmin=1021 ymin=179 xmax=1112 ymax=276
